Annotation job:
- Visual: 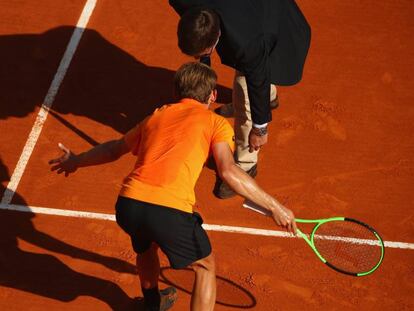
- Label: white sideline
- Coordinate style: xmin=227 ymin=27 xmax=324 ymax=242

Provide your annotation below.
xmin=1 ymin=0 xmax=97 ymax=205
xmin=1 ymin=203 xmax=413 ymax=250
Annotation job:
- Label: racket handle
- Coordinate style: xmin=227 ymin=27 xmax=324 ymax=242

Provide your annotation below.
xmin=242 ymin=200 xmax=272 ymax=216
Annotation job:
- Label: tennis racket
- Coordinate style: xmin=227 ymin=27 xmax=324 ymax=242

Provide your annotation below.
xmin=243 ymin=200 xmax=385 ymax=276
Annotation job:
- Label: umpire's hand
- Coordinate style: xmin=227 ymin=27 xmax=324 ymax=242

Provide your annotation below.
xmin=248 ymin=130 xmax=268 ymax=153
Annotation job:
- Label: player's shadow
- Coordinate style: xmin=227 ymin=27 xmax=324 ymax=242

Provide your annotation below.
xmin=0 ymin=26 xmax=232 ymax=142
xmin=0 ymin=157 xmax=147 ymax=310
xmin=159 ymin=267 xmax=257 ymax=309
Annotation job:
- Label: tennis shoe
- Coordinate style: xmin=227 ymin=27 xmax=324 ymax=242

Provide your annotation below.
xmin=145 ymin=287 xmax=178 ymax=311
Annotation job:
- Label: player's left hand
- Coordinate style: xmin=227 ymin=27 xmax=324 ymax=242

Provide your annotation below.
xmin=248 ymin=131 xmax=268 ymax=152
xmin=49 ymin=143 xmax=79 ymax=177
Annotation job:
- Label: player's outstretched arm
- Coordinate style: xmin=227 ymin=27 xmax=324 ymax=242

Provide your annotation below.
xmin=49 ymin=138 xmax=130 ymax=177
xmin=212 ymin=142 xmax=296 ymax=233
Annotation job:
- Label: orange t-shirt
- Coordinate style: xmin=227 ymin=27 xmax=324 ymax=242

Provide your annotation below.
xmin=119 ymin=98 xmax=235 ymax=213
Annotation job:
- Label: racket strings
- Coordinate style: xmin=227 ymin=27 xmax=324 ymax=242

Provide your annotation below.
xmin=313 ymin=220 xmax=382 ymax=274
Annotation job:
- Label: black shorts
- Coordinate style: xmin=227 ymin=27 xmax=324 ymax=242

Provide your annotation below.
xmin=115 ymin=196 xmax=212 ymax=269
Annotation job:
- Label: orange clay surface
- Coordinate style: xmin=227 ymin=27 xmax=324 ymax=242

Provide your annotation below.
xmin=1 ymin=0 xmax=413 ymax=310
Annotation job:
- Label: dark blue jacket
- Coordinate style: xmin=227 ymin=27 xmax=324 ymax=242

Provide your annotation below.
xmin=170 ymin=0 xmax=311 ymax=125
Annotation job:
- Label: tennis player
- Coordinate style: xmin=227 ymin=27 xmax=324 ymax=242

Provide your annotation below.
xmin=49 ymin=62 xmax=296 ymax=311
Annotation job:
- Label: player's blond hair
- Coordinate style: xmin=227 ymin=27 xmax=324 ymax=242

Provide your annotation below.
xmin=174 ymin=62 xmax=217 ymax=104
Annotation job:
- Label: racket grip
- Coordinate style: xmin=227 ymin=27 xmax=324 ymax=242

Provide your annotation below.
xmin=242 ymin=200 xmax=272 ymax=216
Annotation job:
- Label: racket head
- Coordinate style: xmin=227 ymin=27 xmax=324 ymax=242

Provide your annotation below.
xmin=307 ymin=218 xmax=384 ymax=276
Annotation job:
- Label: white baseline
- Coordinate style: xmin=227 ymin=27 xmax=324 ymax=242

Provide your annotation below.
xmin=0 ymin=203 xmax=413 ymax=250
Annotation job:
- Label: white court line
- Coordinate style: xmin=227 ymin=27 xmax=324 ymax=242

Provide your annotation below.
xmin=1 ymin=203 xmax=413 ymax=250
xmin=1 ymin=0 xmax=97 ymax=205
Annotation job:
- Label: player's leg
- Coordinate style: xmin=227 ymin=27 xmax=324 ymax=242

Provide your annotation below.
xmin=115 ymin=197 xmax=177 ymax=310
xmin=115 ymin=196 xmax=157 ymax=289
xmin=137 ymin=242 xmax=160 ymax=289
xmin=137 ymin=243 xmax=177 ymax=311
xmin=188 ymin=253 xmax=216 ymax=311
xmin=137 ymin=242 xmax=162 ymax=309
xmin=149 ymin=208 xmax=213 ymax=310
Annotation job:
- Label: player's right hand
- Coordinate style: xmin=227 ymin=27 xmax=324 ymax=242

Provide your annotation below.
xmin=271 ymin=205 xmax=297 ymax=234
xmin=49 ymin=143 xmax=78 ymax=177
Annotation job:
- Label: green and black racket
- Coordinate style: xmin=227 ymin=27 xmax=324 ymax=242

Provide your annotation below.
xmin=243 ymin=201 xmax=385 ymax=276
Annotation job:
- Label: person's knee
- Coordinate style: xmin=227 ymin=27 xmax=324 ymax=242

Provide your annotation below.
xmin=190 ymin=253 xmax=216 ymax=273
xmin=138 ymin=243 xmax=159 ymax=257
xmin=148 ymin=242 xmax=159 ymax=253
xmin=136 ymin=243 xmax=160 ymax=269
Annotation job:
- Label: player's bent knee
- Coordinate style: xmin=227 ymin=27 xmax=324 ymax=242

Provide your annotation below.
xmin=148 ymin=242 xmax=159 ymax=252
xmin=189 ymin=253 xmax=216 ymax=273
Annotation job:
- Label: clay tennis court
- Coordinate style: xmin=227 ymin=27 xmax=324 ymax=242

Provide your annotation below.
xmin=1 ymin=0 xmax=413 ymax=310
